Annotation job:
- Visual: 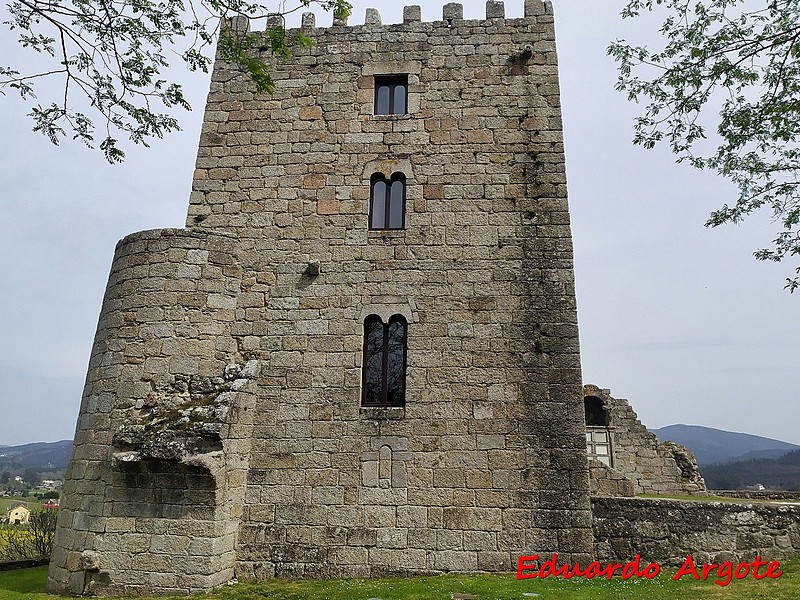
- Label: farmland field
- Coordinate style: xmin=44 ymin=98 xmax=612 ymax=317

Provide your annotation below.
xmin=0 ymin=497 xmax=38 ymax=514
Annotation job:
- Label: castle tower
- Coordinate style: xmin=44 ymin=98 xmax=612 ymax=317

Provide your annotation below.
xmin=48 ymin=2 xmax=593 ymax=594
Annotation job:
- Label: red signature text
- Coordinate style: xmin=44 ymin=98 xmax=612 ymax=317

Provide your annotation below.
xmin=516 ymin=553 xmax=660 ymax=581
xmin=516 ymin=553 xmax=783 ymax=587
xmin=672 ymin=554 xmax=782 ymax=587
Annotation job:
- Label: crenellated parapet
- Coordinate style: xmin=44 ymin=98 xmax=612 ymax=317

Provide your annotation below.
xmin=230 ymin=1 xmax=552 ymax=34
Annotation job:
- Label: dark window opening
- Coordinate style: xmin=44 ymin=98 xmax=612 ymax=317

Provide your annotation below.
xmin=362 ymin=315 xmax=407 ymax=407
xmin=584 ymin=396 xmax=609 ymax=427
xmin=375 ymin=76 xmax=408 ymax=115
xmin=370 ymin=173 xmax=406 ymax=230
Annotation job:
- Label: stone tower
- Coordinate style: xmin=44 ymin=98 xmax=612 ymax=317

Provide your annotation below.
xmin=48 ymin=1 xmax=592 ymax=595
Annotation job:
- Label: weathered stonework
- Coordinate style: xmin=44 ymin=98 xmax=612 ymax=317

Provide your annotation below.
xmin=593 ymin=497 xmax=800 ymax=565
xmin=587 ymin=459 xmax=635 ymax=498
xmin=48 ymin=2 xmax=593 ymax=595
xmin=583 ymin=385 xmax=706 ymax=497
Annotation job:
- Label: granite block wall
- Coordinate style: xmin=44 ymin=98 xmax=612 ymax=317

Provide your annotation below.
xmin=593 ymin=497 xmax=800 ymax=565
xmin=49 ymin=1 xmax=593 ymax=594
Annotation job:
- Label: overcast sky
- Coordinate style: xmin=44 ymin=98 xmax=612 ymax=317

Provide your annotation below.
xmin=1 ymin=0 xmax=797 ymax=447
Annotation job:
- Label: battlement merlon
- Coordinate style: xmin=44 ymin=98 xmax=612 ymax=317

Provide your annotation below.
xmin=228 ymin=0 xmax=553 ymax=34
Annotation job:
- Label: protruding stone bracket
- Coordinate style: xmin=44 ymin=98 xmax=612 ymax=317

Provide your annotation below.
xmin=112 ymin=451 xmax=142 ymax=466
xmin=79 ymin=551 xmax=102 ymax=596
xmin=182 ymin=450 xmax=226 ymax=477
xmin=111 ymin=449 xmax=226 ymax=478
xmin=306 ymin=259 xmax=321 ymax=276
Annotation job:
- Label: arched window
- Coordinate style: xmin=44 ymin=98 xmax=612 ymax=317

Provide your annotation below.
xmin=362 ymin=315 xmax=407 ymax=406
xmin=370 ymin=173 xmax=406 ymax=230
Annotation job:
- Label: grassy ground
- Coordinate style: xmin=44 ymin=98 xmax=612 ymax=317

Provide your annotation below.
xmin=0 ymin=567 xmax=48 ymax=599
xmin=0 ymin=560 xmax=798 ymax=600
xmin=0 ymin=497 xmax=38 ymax=514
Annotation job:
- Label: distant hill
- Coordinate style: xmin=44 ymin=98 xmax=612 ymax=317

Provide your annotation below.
xmin=0 ymin=440 xmax=73 ymax=470
xmin=650 ymin=424 xmax=800 ymax=466
xmin=701 ymin=448 xmax=800 ymax=491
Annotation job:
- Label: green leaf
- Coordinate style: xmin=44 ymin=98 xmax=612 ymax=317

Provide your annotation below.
xmin=613 ymin=0 xmax=800 ymax=290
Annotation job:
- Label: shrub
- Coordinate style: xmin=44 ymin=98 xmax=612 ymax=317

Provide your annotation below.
xmin=0 ymin=510 xmax=58 ymax=560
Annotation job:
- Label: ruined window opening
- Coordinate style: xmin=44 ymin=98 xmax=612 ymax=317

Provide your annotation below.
xmin=374 ymin=75 xmax=408 ymax=115
xmin=361 ymin=315 xmax=407 ymax=407
xmin=370 ymin=173 xmax=406 ymax=230
xmin=584 ymin=395 xmax=609 ymax=427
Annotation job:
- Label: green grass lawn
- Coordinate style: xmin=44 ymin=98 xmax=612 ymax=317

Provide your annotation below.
xmin=0 ymin=497 xmax=39 ymax=513
xmin=1 ymin=560 xmax=798 ymax=600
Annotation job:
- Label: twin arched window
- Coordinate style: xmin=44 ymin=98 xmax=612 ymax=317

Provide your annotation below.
xmin=362 ymin=315 xmax=407 ymax=406
xmin=370 ymin=173 xmax=406 ymax=230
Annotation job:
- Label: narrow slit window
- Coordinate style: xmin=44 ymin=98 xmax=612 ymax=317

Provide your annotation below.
xmin=370 ymin=173 xmax=406 ymax=230
xmin=362 ymin=315 xmax=407 ymax=407
xmin=374 ymin=76 xmax=408 ymax=115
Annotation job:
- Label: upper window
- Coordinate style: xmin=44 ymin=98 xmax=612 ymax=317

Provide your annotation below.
xmin=362 ymin=315 xmax=407 ymax=407
xmin=370 ymin=173 xmax=406 ymax=230
xmin=374 ymin=75 xmax=408 ymax=115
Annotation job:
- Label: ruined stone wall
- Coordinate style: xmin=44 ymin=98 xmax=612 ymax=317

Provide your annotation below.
xmin=584 ymin=385 xmax=706 ymax=496
xmin=48 ymin=230 xmax=258 ymax=595
xmin=587 ymin=459 xmax=634 ymax=498
xmin=50 ymin=1 xmax=593 ymax=594
xmin=715 ymin=491 xmax=800 ymax=501
xmin=593 ymin=497 xmax=800 ymax=565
